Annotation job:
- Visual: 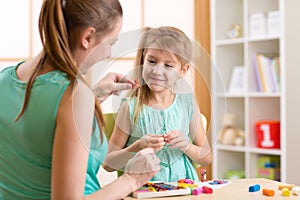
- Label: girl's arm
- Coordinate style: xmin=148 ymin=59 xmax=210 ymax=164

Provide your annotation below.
xmin=103 ymin=101 xmax=165 ymax=172
xmin=165 ymin=96 xmax=212 ymax=166
xmin=102 ymin=101 xmax=135 ymax=172
xmin=185 ymin=97 xmax=212 ymax=166
xmin=51 ymin=82 xmax=159 ymax=200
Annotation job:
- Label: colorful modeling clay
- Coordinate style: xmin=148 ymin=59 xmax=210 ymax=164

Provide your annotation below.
xmin=209 ymin=179 xmax=229 ymax=185
xmin=200 ymin=168 xmax=207 ymax=182
xmin=282 ymin=188 xmax=290 ymax=197
xmin=191 ymin=187 xmax=203 ymax=195
xmin=134 ymin=78 xmax=141 ymax=88
xmin=178 ymin=179 xmax=195 ymax=184
xmin=292 ymin=186 xmax=300 ymax=196
xmin=248 ymin=184 xmax=260 ymax=192
xmin=278 ymin=183 xmax=295 ymax=190
xmin=262 ymin=188 xmax=275 ymax=196
xmin=202 ymin=186 xmax=213 ymax=194
xmin=177 ymin=182 xmax=198 ymax=188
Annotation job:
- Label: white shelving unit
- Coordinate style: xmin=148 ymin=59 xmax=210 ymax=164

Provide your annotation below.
xmin=210 ymin=0 xmax=294 ymax=183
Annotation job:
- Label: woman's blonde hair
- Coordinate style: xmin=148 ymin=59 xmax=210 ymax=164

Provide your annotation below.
xmin=131 ymin=26 xmax=193 ymax=123
xmin=16 ymin=0 xmax=123 ymax=142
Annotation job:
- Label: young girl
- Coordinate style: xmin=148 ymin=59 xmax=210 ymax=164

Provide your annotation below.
xmin=103 ymin=26 xmax=212 ymax=182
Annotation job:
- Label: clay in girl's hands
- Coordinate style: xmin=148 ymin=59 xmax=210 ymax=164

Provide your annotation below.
xmin=162 ymin=134 xmax=168 ymax=143
xmin=139 ymin=134 xmax=166 ymax=152
xmin=164 ymin=130 xmax=190 ymax=152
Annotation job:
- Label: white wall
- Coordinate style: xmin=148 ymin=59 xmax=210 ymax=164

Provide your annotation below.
xmin=284 ymin=0 xmax=300 ymax=185
xmin=0 ymin=0 xmax=43 ymax=70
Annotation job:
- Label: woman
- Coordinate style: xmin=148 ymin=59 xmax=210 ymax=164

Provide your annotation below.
xmin=0 ymin=0 xmax=159 ymax=199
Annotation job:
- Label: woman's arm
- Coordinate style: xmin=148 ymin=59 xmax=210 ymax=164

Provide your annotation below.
xmin=51 ymin=82 xmax=159 ymax=200
xmin=51 ymin=81 xmax=94 ymax=199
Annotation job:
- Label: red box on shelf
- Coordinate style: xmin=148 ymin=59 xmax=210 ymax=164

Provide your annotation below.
xmin=256 ymin=121 xmax=280 ymax=149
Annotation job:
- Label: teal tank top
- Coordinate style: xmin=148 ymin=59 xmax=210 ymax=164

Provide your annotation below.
xmin=0 ymin=64 xmax=107 ymax=199
xmin=125 ymin=94 xmax=199 ymax=182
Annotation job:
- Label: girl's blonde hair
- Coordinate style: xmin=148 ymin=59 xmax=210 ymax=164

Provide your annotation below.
xmin=131 ymin=26 xmax=193 ymax=123
xmin=16 ymin=0 xmax=123 ymax=142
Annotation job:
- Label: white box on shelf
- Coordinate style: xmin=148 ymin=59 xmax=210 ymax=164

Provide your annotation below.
xmin=249 ymin=12 xmax=267 ymax=38
xmin=228 ymin=66 xmax=245 ymax=94
xmin=267 ymin=10 xmax=280 ymax=37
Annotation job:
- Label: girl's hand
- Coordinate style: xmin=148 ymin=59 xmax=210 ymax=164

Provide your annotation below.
xmin=164 ymin=130 xmax=190 ymax=152
xmin=124 ymin=148 xmax=160 ymax=190
xmin=137 ymin=134 xmax=166 ymax=152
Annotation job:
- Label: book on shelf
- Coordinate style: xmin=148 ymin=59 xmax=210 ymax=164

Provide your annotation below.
xmin=252 ymin=53 xmax=280 ymax=92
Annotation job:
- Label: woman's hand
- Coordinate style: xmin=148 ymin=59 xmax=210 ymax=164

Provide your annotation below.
xmin=135 ymin=134 xmax=166 ymax=152
xmin=164 ymin=130 xmax=190 ymax=152
xmin=94 ymin=72 xmax=139 ymax=103
xmin=124 ymin=148 xmax=160 ymax=190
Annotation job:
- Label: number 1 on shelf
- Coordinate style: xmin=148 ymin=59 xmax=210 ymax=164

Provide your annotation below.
xmin=260 ymin=124 xmax=274 ymax=147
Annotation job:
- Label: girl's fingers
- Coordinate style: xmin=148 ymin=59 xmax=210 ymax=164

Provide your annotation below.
xmin=147 ymin=135 xmax=164 ymax=144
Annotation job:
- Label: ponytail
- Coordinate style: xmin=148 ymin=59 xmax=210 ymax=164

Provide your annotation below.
xmin=15 ymin=0 xmax=123 ymax=143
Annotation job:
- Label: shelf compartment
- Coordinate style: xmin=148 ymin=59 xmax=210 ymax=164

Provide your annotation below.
xmin=248 ymin=97 xmax=280 ymax=148
xmin=215 ymin=0 xmax=244 ymax=40
xmin=249 ymin=153 xmax=281 ymax=181
xmin=247 ymin=0 xmax=279 ymax=15
xmin=212 ymin=97 xmax=245 ymax=144
xmin=215 ymin=44 xmax=244 ymax=93
xmin=215 ymin=150 xmax=245 ymax=179
xmin=247 ymin=39 xmax=280 ymax=93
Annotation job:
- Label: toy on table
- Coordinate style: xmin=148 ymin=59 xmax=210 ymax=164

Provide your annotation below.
xmin=218 ymin=113 xmax=245 ymax=146
xmin=282 ymin=188 xmax=290 ymax=197
xmin=178 ymin=178 xmax=195 ymax=184
xmin=177 ymin=179 xmax=198 ymax=188
xmin=191 ymin=187 xmax=203 ymax=195
xmin=209 ymin=179 xmax=228 ymax=185
xmin=262 ymin=188 xmax=275 ymax=196
xmin=191 ymin=186 xmax=213 ymax=195
xmin=248 ymin=184 xmax=260 ymax=192
xmin=133 ymin=182 xmax=191 ymax=199
xmin=292 ymin=186 xmax=300 ymax=196
xmin=200 ymin=168 xmax=207 ymax=182
xmin=139 ymin=182 xmax=178 ymax=191
xmin=278 ymin=183 xmax=295 ymax=191
xmin=202 ymin=186 xmax=213 ymax=194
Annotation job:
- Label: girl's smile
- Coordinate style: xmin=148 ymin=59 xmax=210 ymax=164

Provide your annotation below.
xmin=142 ymin=49 xmax=182 ymax=92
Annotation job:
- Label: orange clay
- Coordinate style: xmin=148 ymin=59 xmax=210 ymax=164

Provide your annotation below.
xmin=134 ymin=79 xmax=141 ymax=88
xmin=278 ymin=183 xmax=294 ymax=190
xmin=262 ymin=188 xmax=275 ymax=196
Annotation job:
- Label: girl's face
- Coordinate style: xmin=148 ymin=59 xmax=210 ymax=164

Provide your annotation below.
xmin=142 ymin=48 xmax=187 ymax=92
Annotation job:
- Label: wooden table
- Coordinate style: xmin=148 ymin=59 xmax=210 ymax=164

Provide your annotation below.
xmin=124 ymin=178 xmax=299 ymax=199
